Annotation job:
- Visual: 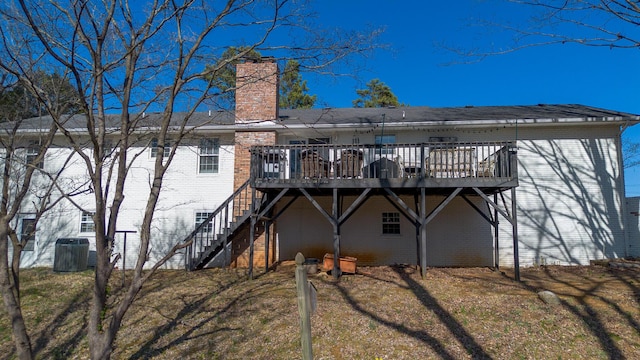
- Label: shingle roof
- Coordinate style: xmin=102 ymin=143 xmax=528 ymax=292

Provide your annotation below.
xmin=1 ymin=110 xmax=236 ymax=133
xmin=3 ymin=104 xmax=638 ymax=133
xmin=277 ymin=104 xmax=639 ymax=127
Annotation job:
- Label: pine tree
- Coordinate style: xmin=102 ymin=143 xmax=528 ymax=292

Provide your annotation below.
xmin=279 ymin=60 xmax=316 ymax=109
xmin=353 ymin=79 xmax=402 ymax=108
xmin=206 ymin=46 xmax=262 ymax=109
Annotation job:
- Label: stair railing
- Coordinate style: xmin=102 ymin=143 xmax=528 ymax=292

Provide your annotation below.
xmin=184 ymin=179 xmax=260 ymax=270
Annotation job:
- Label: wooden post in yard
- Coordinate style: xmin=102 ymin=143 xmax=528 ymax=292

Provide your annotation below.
xmin=295 ymin=252 xmax=313 ymax=360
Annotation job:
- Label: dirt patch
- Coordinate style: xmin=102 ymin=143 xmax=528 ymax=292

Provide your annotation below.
xmin=1 ymin=263 xmax=639 ymax=359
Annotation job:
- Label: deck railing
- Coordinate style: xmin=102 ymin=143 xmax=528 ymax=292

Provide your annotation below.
xmin=250 ymin=141 xmax=517 ymax=183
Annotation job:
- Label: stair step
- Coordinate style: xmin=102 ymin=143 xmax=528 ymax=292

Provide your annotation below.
xmin=187 ymin=178 xmax=267 ymax=270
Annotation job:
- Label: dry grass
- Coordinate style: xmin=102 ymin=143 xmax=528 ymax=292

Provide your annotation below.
xmin=1 ymin=262 xmax=640 ymax=359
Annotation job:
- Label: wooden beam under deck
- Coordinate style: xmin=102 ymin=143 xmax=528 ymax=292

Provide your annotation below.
xmin=254 ymin=183 xmax=519 ymax=281
xmin=254 ymin=177 xmax=518 ymax=193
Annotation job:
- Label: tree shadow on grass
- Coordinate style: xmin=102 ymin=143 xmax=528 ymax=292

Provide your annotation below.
xmin=128 ymin=274 xmax=245 ymax=360
xmin=391 ymin=266 xmax=493 ymax=359
xmin=446 ymin=264 xmax=639 ymax=359
xmin=30 ymin=275 xmax=92 ymax=359
xmin=325 ymin=266 xmax=492 ymax=360
xmin=519 ymin=266 xmax=635 ymax=359
xmin=128 ymin=272 xmax=290 ymax=359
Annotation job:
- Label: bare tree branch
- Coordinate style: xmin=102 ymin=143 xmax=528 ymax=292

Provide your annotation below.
xmin=0 ymin=1 xmax=383 ymax=359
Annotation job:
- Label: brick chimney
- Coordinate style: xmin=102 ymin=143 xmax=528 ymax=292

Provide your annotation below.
xmin=233 ymin=57 xmax=278 ymax=191
xmin=232 ymin=57 xmax=279 ymax=269
xmin=235 ymin=57 xmax=279 ymax=122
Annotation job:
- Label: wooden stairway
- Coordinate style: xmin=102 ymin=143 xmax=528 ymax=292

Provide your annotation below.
xmin=184 ymin=180 xmax=263 ymax=270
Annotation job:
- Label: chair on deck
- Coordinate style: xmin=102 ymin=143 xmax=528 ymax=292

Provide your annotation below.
xmin=301 ymin=149 xmax=329 ymax=178
xmin=477 ymin=157 xmax=495 ymax=177
xmin=335 ymin=149 xmax=364 ymax=178
xmin=427 ymin=148 xmax=476 ymax=178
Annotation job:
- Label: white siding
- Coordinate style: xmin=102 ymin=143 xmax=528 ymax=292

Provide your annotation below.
xmin=11 ymin=134 xmax=235 ymax=269
xmin=496 ymin=136 xmax=626 ymax=267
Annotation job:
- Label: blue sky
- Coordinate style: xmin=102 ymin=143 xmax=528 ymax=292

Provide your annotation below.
xmin=299 ymin=1 xmax=640 ymax=196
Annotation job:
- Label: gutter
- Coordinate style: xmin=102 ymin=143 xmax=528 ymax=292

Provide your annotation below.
xmin=4 ymin=114 xmax=639 ymax=135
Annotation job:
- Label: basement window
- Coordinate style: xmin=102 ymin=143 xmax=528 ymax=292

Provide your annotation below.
xmin=80 ymin=211 xmax=95 ymax=233
xmin=20 ymin=217 xmax=36 ymax=251
xmin=195 ymin=212 xmax=213 ymax=233
xmin=382 ymin=212 xmax=400 ymax=235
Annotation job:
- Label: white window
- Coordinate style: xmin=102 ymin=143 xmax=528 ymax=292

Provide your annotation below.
xmin=308 ymin=137 xmax=330 ymax=145
xmin=375 ymin=135 xmax=396 ymax=155
xmin=26 ymin=145 xmax=44 ymax=169
xmin=80 ymin=211 xmax=95 ymax=233
xmin=382 ymin=212 xmax=400 ymax=235
xmin=20 ymin=217 xmax=36 ymax=251
xmin=103 ymin=140 xmax=115 ymax=158
xmin=375 ymin=134 xmax=395 ymax=144
xmin=150 ymin=138 xmax=171 ymax=158
xmin=195 ymin=212 xmax=213 ymax=233
xmin=198 ymin=138 xmax=219 ymax=173
xmin=308 ymin=137 xmax=331 ymax=159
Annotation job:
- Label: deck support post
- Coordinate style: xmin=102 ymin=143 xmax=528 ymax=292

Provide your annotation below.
xmin=420 ymin=187 xmax=427 ymax=278
xmin=332 ymin=188 xmax=341 ymax=280
xmin=494 ymin=193 xmax=499 ymax=271
xmin=511 ymin=187 xmax=520 ymax=281
xmin=265 ymin=220 xmax=271 ymax=272
xmin=224 ymin=205 xmax=229 ymax=267
xmin=248 ymin=187 xmax=256 ymax=280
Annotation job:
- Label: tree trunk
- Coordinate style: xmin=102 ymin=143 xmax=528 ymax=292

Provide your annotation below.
xmin=89 ymin=332 xmax=113 ymax=360
xmin=88 ymin=227 xmax=115 ymax=360
xmin=0 ymin=223 xmax=33 ymax=360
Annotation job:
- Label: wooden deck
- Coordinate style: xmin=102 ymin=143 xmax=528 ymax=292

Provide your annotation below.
xmin=250 ymin=142 xmax=518 ymax=193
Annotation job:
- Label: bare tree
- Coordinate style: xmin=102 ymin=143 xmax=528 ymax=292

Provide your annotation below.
xmin=624 ymin=137 xmax=640 ymax=169
xmin=0 ymin=1 xmax=380 ymax=359
xmin=449 ymin=0 xmax=640 ymax=61
xmin=0 ymin=72 xmax=82 ymax=359
xmin=446 ymin=0 xmax=640 ymax=167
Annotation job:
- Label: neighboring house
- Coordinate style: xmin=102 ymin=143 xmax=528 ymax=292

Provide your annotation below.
xmin=5 ymin=58 xmax=640 ymax=276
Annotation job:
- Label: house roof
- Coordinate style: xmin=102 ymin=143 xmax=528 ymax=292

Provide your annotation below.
xmin=276 ymin=104 xmax=640 ymax=129
xmin=2 ymin=110 xmax=236 ymax=134
xmin=4 ymin=104 xmax=639 ymax=134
